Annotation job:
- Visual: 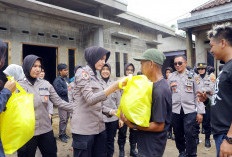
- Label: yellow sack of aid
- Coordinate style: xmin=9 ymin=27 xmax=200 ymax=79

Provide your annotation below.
xmin=116 ymin=75 xmax=153 ymax=127
xmin=0 ymin=77 xmax=35 ymax=154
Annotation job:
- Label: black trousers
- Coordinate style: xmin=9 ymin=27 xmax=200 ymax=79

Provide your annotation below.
xmin=72 ymin=130 xmax=107 ymax=157
xmin=196 ymin=124 xmax=200 ymax=139
xmin=118 ymin=124 xmax=137 ymax=146
xmin=168 ymin=113 xmax=174 ymax=134
xmin=105 ymin=120 xmax=118 ymax=157
xmin=17 ymin=131 xmax=57 ymax=157
xmin=202 ymin=108 xmax=211 ymax=139
xmin=172 ymin=108 xmax=197 ymax=156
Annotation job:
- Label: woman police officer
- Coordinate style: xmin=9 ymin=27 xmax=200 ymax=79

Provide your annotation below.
xmin=17 ymin=55 xmax=73 ymax=157
xmin=71 ymin=46 xmax=126 ymax=157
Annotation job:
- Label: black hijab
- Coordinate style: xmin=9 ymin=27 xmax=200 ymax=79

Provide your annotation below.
xmin=84 ymin=46 xmax=110 ymax=75
xmin=100 ymin=63 xmax=111 ymax=83
xmin=22 ymin=55 xmax=42 ymax=85
xmin=200 ymin=73 xmax=206 ymax=79
xmin=124 ymin=63 xmax=135 ymax=76
xmin=74 ymin=65 xmax=82 ymax=74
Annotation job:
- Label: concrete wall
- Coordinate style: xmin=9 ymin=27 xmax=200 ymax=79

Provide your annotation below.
xmin=0 ymin=3 xmax=182 ymax=80
xmin=194 ymin=30 xmax=210 ymax=64
xmin=103 ymin=22 xmax=158 ymax=78
xmin=0 ymin=4 xmax=90 ymax=66
xmin=157 ymin=34 xmax=186 ymax=52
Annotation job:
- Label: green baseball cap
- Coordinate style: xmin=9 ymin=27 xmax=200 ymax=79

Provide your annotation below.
xmin=133 ymin=49 xmax=166 ymax=65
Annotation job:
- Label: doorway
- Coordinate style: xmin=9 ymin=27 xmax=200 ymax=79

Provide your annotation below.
xmin=23 ymin=44 xmax=57 ymax=84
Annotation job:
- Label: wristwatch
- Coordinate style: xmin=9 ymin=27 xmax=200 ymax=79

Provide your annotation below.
xmin=133 ymin=124 xmax=138 ymax=130
xmin=224 ymin=135 xmax=232 ymax=144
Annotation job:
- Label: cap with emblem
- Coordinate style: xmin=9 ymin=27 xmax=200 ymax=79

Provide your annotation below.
xmin=197 ymin=63 xmax=207 ymax=69
xmin=133 ymin=49 xmax=166 ymax=65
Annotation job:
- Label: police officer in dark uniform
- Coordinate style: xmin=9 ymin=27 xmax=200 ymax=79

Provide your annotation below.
xmin=53 ymin=64 xmax=70 ymax=143
xmin=0 ymin=40 xmax=16 ymax=157
xmin=196 ymin=63 xmax=214 ymax=148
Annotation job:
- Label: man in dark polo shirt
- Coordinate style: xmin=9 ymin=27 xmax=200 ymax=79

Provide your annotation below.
xmin=120 ymin=49 xmax=172 ymax=157
xmin=198 ymin=23 xmax=232 ymax=157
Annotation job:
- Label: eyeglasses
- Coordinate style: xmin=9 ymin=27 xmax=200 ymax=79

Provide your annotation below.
xmin=126 ymin=69 xmax=134 ymax=72
xmin=197 ymin=68 xmax=205 ymax=70
xmin=174 ymin=61 xmax=183 ymax=66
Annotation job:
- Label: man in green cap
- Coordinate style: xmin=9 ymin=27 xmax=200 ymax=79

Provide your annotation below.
xmin=120 ymin=49 xmax=172 ymax=157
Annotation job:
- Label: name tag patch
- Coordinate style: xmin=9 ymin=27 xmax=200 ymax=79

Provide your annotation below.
xmin=39 ymin=88 xmax=48 ymax=91
xmin=171 ymin=82 xmax=177 ymax=87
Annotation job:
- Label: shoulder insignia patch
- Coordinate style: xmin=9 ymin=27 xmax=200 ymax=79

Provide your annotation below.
xmin=195 ymin=77 xmax=200 ymax=84
xmin=210 ymin=74 xmax=215 ymax=83
xmin=81 ymin=71 xmax=89 ymax=80
xmin=44 ymin=96 xmax=48 ymax=101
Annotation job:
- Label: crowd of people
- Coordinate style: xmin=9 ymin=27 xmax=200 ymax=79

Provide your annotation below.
xmin=0 ymin=23 xmax=232 ymax=157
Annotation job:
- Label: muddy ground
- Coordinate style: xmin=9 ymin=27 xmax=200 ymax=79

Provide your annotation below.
xmin=7 ymin=115 xmax=216 ymax=157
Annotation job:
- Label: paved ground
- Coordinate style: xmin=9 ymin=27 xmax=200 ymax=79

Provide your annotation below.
xmin=6 ymin=116 xmax=216 ymax=157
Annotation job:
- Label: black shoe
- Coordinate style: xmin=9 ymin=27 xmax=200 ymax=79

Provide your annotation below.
xmin=64 ymin=134 xmax=70 ymax=139
xmin=119 ymin=145 xmax=125 ymax=157
xmin=202 ymin=128 xmax=205 ymax=134
xmin=130 ymin=144 xmax=138 ymax=157
xmin=59 ymin=135 xmax=67 ymax=143
xmin=178 ymin=151 xmax=186 ymax=157
xmin=196 ymin=138 xmax=199 ymax=145
xmin=205 ymin=139 xmax=211 ymax=148
xmin=167 ymin=132 xmax=172 ymax=139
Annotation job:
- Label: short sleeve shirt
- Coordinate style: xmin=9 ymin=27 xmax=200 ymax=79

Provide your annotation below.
xmin=211 ymin=59 xmax=232 ymax=135
xmin=137 ymin=79 xmax=172 ymax=157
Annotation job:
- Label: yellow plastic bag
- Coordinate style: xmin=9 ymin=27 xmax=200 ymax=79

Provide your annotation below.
xmin=0 ymin=77 xmax=35 ymax=154
xmin=117 ymin=75 xmax=153 ymax=127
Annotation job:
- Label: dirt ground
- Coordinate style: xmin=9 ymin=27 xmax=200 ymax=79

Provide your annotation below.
xmin=6 ymin=116 xmax=216 ymax=157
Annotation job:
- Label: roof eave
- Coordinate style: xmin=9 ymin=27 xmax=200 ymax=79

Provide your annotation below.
xmin=117 ymin=12 xmax=175 ymax=37
xmin=0 ymin=0 xmax=120 ymax=28
xmin=177 ymin=6 xmax=232 ymax=31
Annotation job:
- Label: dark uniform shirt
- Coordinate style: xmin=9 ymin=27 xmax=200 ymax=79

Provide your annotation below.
xmin=211 ymin=59 xmax=232 ymax=135
xmin=137 ymin=79 xmax=172 ymax=157
xmin=0 ymin=88 xmax=12 ymax=157
xmin=53 ymin=76 xmax=69 ymax=102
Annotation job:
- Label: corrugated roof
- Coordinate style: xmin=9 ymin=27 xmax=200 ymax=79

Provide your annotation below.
xmin=191 ymin=0 xmax=232 ymax=13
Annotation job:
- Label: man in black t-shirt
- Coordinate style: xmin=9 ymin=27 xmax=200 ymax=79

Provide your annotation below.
xmin=198 ymin=23 xmax=232 ymax=157
xmin=120 ymin=49 xmax=172 ymax=157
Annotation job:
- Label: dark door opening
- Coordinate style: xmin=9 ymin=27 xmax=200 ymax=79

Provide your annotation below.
xmin=2 ymin=42 xmax=8 ymax=71
xmin=0 ymin=42 xmax=9 ymax=89
xmin=162 ymin=56 xmax=175 ymax=78
xmin=207 ymin=50 xmax=214 ymax=67
xmin=68 ymin=49 xmax=75 ymax=79
xmin=23 ymin=44 xmax=57 ymax=84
